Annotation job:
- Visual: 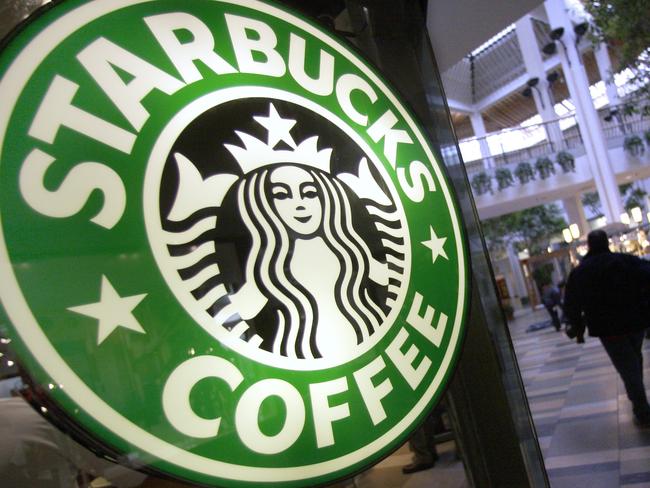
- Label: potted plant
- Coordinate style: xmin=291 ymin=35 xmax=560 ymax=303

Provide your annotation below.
xmin=624 ymin=134 xmax=645 ymax=157
xmin=556 ymin=151 xmax=575 ymax=173
xmin=622 ymin=103 xmax=638 ymax=118
xmin=514 ymin=162 xmax=535 ymax=184
xmin=535 ymin=156 xmax=555 ymax=179
xmin=495 ymin=168 xmax=515 ymax=191
xmin=470 ymin=172 xmax=492 ymax=196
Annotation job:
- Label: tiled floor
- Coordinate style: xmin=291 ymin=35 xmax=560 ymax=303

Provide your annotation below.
xmin=511 ymin=307 xmax=650 ymax=487
xmin=347 ymin=305 xmax=650 ymax=487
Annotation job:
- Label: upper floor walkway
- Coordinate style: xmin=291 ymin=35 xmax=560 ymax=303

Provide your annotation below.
xmin=459 ymin=102 xmax=650 ymax=219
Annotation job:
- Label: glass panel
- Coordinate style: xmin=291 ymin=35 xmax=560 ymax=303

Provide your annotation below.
xmin=0 ymin=1 xmax=546 ymax=487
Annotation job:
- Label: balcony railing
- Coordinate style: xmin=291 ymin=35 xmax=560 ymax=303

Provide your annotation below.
xmin=461 ymin=101 xmax=650 ymax=177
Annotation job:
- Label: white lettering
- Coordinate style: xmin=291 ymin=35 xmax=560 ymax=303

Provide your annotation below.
xmin=162 ymin=356 xmax=243 ymax=439
xmin=397 ymin=160 xmax=436 ymax=202
xmin=407 ymin=292 xmax=448 ymax=347
xmin=77 ymin=37 xmax=184 ymax=131
xmin=335 ymin=73 xmax=377 ymax=126
xmin=235 ymin=378 xmax=305 ymax=454
xmin=225 ymin=14 xmax=286 ymax=77
xmin=28 ymin=75 xmax=136 ymax=154
xmin=353 ymin=356 xmax=393 ymax=425
xmin=288 ymin=33 xmax=334 ymax=96
xmin=367 ymin=110 xmax=413 ymax=167
xmin=309 ymin=377 xmax=350 ymax=448
xmin=19 ymin=148 xmax=126 ymax=229
xmin=145 ymin=12 xmax=237 ymax=84
xmin=385 ymin=328 xmax=431 ymax=390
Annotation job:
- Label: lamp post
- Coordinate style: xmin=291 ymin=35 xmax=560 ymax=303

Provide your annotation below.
xmin=521 ymin=77 xmax=545 ymax=109
xmin=546 ymin=71 xmax=560 ymax=106
xmin=573 ymin=22 xmax=589 ymax=51
xmin=543 ymin=27 xmax=571 ymax=66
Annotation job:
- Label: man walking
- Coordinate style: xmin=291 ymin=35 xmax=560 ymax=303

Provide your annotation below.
xmin=541 ymin=282 xmax=562 ymax=331
xmin=564 ymin=230 xmax=650 ymax=426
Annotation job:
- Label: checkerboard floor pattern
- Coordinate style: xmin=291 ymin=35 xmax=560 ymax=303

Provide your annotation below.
xmin=511 ymin=308 xmax=650 ymax=487
xmin=333 ymin=306 xmax=650 ymax=488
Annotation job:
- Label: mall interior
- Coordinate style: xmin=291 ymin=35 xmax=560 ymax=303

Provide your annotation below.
xmin=1 ymin=0 xmax=650 ymax=487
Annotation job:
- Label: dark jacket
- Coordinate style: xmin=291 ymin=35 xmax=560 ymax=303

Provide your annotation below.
xmin=541 ymin=285 xmax=561 ymax=309
xmin=563 ymin=250 xmax=650 ymax=337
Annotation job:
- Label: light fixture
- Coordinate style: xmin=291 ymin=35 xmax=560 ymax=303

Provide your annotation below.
xmin=620 ymin=212 xmax=631 ymax=225
xmin=542 ymin=42 xmax=557 ymax=56
xmin=573 ymin=22 xmax=589 ymax=43
xmin=572 ymin=22 xmax=587 ymax=65
xmin=546 ymin=71 xmax=560 ymax=104
xmin=546 ymin=71 xmax=560 ymax=84
xmin=563 ymin=228 xmax=573 ymax=243
xmin=521 ymin=77 xmax=545 ymax=108
xmin=569 ymin=223 xmax=580 ymax=239
xmin=549 ymin=27 xmax=565 ymax=41
xmin=631 ymin=207 xmax=643 ymax=223
xmin=527 ymin=77 xmax=540 ymax=88
xmin=544 ymin=27 xmax=570 ymax=66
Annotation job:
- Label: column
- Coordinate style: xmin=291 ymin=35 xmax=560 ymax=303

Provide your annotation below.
xmin=545 ymin=0 xmax=625 ymax=224
xmin=469 ymin=111 xmax=493 ymax=169
xmin=562 ymin=195 xmax=589 ymax=236
xmin=507 ymin=243 xmax=528 ymax=299
xmin=515 ymin=15 xmax=563 ymax=149
xmin=594 ymin=45 xmax=620 ymax=107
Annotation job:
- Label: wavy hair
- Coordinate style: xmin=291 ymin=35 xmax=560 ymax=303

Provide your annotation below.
xmin=237 ymin=165 xmax=384 ymax=359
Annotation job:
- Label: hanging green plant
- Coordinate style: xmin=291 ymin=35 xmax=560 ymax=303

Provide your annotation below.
xmin=470 ymin=172 xmax=492 ymax=196
xmin=535 ymin=156 xmax=555 ymax=179
xmin=624 ymin=134 xmax=645 ymax=157
xmin=556 ymin=151 xmax=575 ymax=173
xmin=514 ymin=162 xmax=535 ymax=184
xmin=495 ymin=168 xmax=515 ymax=191
xmin=643 ymin=129 xmax=650 ymax=147
xmin=622 ymin=103 xmax=638 ymax=118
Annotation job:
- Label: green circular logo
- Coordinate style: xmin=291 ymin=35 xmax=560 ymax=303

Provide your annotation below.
xmin=0 ymin=0 xmax=469 ymax=486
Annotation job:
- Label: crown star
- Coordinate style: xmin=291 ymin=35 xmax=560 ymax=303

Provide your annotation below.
xmin=254 ymin=103 xmax=297 ymax=149
xmin=224 ymin=103 xmax=332 ymax=174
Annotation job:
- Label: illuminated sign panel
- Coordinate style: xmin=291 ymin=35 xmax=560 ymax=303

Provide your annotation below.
xmin=0 ymin=0 xmax=469 ymax=486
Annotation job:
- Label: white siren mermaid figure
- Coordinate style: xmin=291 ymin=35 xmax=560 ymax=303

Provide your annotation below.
xmin=165 ymin=103 xmax=407 ymax=361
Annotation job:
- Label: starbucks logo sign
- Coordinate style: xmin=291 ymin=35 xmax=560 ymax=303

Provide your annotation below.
xmin=147 ymin=94 xmax=411 ymax=367
xmin=0 ymin=1 xmax=469 ymax=486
